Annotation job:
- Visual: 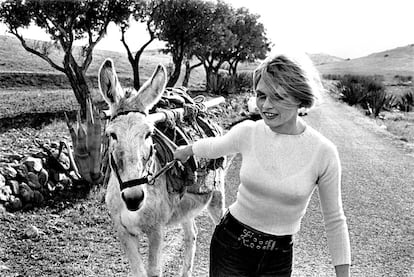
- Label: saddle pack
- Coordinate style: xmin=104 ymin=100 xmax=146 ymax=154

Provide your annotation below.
xmin=151 ymin=87 xmax=225 ymax=196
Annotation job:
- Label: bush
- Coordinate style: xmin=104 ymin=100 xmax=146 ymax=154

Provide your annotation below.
xmin=207 ymin=72 xmax=234 ymax=95
xmin=208 ymin=71 xmax=253 ymax=95
xmin=234 ymin=71 xmax=253 ymax=93
xmin=335 ymin=74 xmax=386 ymax=116
xmin=394 ymin=75 xmax=413 ymax=84
xmin=399 ymin=89 xmax=414 ymax=112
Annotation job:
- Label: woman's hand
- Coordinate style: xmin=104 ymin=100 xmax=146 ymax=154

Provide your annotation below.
xmin=173 ymin=145 xmax=194 ymax=162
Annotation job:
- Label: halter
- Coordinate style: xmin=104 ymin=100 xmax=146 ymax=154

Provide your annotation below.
xmin=108 ymin=110 xmax=178 ymax=191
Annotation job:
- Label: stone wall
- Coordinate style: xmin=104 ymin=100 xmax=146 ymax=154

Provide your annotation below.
xmin=0 ymin=143 xmax=77 ymax=212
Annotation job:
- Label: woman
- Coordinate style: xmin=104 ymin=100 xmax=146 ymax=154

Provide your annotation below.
xmin=174 ymin=51 xmax=351 ymax=277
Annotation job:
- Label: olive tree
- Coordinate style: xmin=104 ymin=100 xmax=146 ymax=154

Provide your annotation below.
xmin=0 ymin=0 xmax=130 ymax=116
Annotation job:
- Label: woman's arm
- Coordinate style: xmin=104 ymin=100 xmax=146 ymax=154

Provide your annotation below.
xmin=335 ymin=264 xmax=350 ymax=277
xmin=174 ymin=120 xmax=252 ymax=161
xmin=317 ymin=144 xmax=351 ymax=269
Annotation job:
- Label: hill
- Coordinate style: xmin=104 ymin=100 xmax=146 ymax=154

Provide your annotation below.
xmin=308 ymin=53 xmax=345 ymax=65
xmin=0 ymin=35 xmax=205 ymax=88
xmin=1 ymin=35 xmax=413 ymax=86
xmin=316 ymin=44 xmax=414 ymax=81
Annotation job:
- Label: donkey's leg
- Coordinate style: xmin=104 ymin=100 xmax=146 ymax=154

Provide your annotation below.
xmin=181 ymin=219 xmax=198 ymax=277
xmin=147 ymin=227 xmax=164 ymax=277
xmin=116 ymin=226 xmax=146 ymax=277
xmin=207 ymin=170 xmax=225 ymax=225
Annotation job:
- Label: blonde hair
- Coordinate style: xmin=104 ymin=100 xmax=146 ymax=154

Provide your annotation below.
xmin=253 ymin=51 xmax=323 ymax=109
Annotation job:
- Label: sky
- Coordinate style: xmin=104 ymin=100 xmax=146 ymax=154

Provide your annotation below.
xmin=1 ymin=0 xmax=413 ymax=59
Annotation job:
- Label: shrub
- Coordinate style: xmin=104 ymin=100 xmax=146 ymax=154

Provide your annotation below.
xmin=234 ymin=71 xmax=253 ymax=93
xmin=399 ymin=89 xmax=414 ymax=112
xmin=207 ymin=72 xmax=234 ymax=95
xmin=335 ymin=74 xmax=386 ymax=117
xmin=394 ymin=75 xmax=413 ymax=84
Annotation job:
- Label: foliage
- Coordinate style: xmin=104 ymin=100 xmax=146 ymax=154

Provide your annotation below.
xmin=225 ymin=7 xmax=270 ymax=76
xmin=0 ymin=0 xmax=130 ymax=116
xmin=207 ymin=71 xmax=233 ymax=95
xmin=151 ymin=0 xmax=214 ymax=87
xmin=393 ymin=74 xmax=413 ymax=84
xmin=398 ymin=89 xmax=414 ymax=112
xmin=234 ymin=71 xmax=253 ymax=92
xmin=335 ymin=74 xmax=386 ymax=116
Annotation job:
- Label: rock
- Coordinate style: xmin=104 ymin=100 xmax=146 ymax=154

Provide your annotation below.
xmin=0 ymin=174 xmax=5 ymax=187
xmin=12 ymin=164 xmax=29 ymax=181
xmin=38 ymin=168 xmax=49 ymax=187
xmin=22 ymin=157 xmax=43 ymax=173
xmin=0 ymin=203 xmax=6 ymax=215
xmin=0 ymin=186 xmax=12 ymax=201
xmin=32 ymin=190 xmax=44 ymax=205
xmin=0 ymin=165 xmax=17 ymax=179
xmin=19 ymin=183 xmax=34 ymax=203
xmin=60 ymin=175 xmax=72 ymax=187
xmin=47 ymin=181 xmax=56 ymax=192
xmin=7 ymin=180 xmax=20 ymax=195
xmin=23 ymin=225 xmax=41 ymax=239
xmin=27 ymin=172 xmax=41 ymax=190
xmin=7 ymin=196 xmax=22 ymax=211
xmin=5 ymin=152 xmax=24 ymax=161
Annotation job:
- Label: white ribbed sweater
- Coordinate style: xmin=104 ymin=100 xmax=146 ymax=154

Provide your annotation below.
xmin=193 ymin=119 xmax=351 ymax=266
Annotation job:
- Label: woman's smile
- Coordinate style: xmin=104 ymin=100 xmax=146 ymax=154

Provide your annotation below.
xmin=262 ymin=111 xmax=279 ymax=120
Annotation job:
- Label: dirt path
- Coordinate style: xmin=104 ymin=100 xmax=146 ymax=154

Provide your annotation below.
xmin=1 ymin=91 xmax=413 ymax=277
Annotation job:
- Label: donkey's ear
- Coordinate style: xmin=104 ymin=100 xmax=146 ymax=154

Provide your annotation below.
xmin=137 ymin=64 xmax=167 ymax=113
xmin=98 ymin=58 xmax=125 ymax=108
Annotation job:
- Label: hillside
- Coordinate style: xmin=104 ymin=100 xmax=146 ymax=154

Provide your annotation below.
xmin=0 ymin=35 xmax=205 ymax=88
xmin=1 ymin=35 xmax=413 ymax=85
xmin=308 ymin=53 xmax=345 ymax=65
xmin=316 ymin=44 xmax=414 ymax=81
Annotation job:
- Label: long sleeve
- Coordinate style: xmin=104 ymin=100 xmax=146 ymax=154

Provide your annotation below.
xmin=192 ymin=120 xmax=250 ymax=159
xmin=317 ymin=144 xmax=351 ymax=266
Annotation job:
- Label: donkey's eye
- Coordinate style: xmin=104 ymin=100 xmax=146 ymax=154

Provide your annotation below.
xmin=144 ymin=132 xmax=152 ymax=140
xmin=109 ymin=132 xmax=118 ymax=141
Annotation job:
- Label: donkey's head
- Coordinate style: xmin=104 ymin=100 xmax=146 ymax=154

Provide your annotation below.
xmin=99 ymin=59 xmax=167 ymax=211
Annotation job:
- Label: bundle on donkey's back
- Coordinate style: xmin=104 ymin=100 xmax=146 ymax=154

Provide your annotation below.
xmin=98 ymin=58 xmax=226 ymax=277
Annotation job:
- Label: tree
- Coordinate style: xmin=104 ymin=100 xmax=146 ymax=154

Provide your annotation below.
xmin=152 ymin=0 xmax=213 ymax=87
xmin=192 ymin=0 xmax=236 ymax=91
xmin=117 ymin=0 xmax=159 ymax=90
xmin=0 ymin=0 xmax=130 ymax=116
xmin=226 ymin=7 xmax=270 ymax=76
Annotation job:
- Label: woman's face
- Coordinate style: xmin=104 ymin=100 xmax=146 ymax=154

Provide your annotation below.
xmin=255 ymin=77 xmax=299 ymax=134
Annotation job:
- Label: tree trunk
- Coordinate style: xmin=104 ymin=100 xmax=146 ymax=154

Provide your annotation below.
xmin=132 ymin=59 xmax=141 ymax=90
xmin=167 ymin=60 xmax=182 ymax=87
xmin=64 ymin=54 xmax=91 ymax=118
xmin=182 ymin=60 xmax=191 ymax=87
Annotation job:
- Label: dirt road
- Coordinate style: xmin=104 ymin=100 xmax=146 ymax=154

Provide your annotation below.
xmin=187 ymin=91 xmax=414 ymax=277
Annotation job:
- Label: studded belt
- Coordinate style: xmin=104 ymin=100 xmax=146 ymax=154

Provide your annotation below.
xmin=221 ymin=211 xmax=293 ymax=251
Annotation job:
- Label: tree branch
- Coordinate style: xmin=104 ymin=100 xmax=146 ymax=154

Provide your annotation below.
xmin=120 ymin=25 xmax=134 ymax=64
xmin=10 ymin=28 xmax=65 ymax=72
xmin=81 ymin=18 xmax=110 ymax=71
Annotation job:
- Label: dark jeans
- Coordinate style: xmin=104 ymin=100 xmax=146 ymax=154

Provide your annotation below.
xmin=210 ymin=212 xmax=293 ymax=277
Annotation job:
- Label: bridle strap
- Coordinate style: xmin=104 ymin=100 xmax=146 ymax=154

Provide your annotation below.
xmin=110 ymin=153 xmax=150 ymax=191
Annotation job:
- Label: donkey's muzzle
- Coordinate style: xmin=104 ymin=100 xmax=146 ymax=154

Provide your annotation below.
xmin=121 ymin=187 xmax=145 ymax=211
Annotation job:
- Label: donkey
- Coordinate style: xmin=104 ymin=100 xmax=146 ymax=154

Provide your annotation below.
xmin=99 ymin=58 xmax=225 ymax=277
